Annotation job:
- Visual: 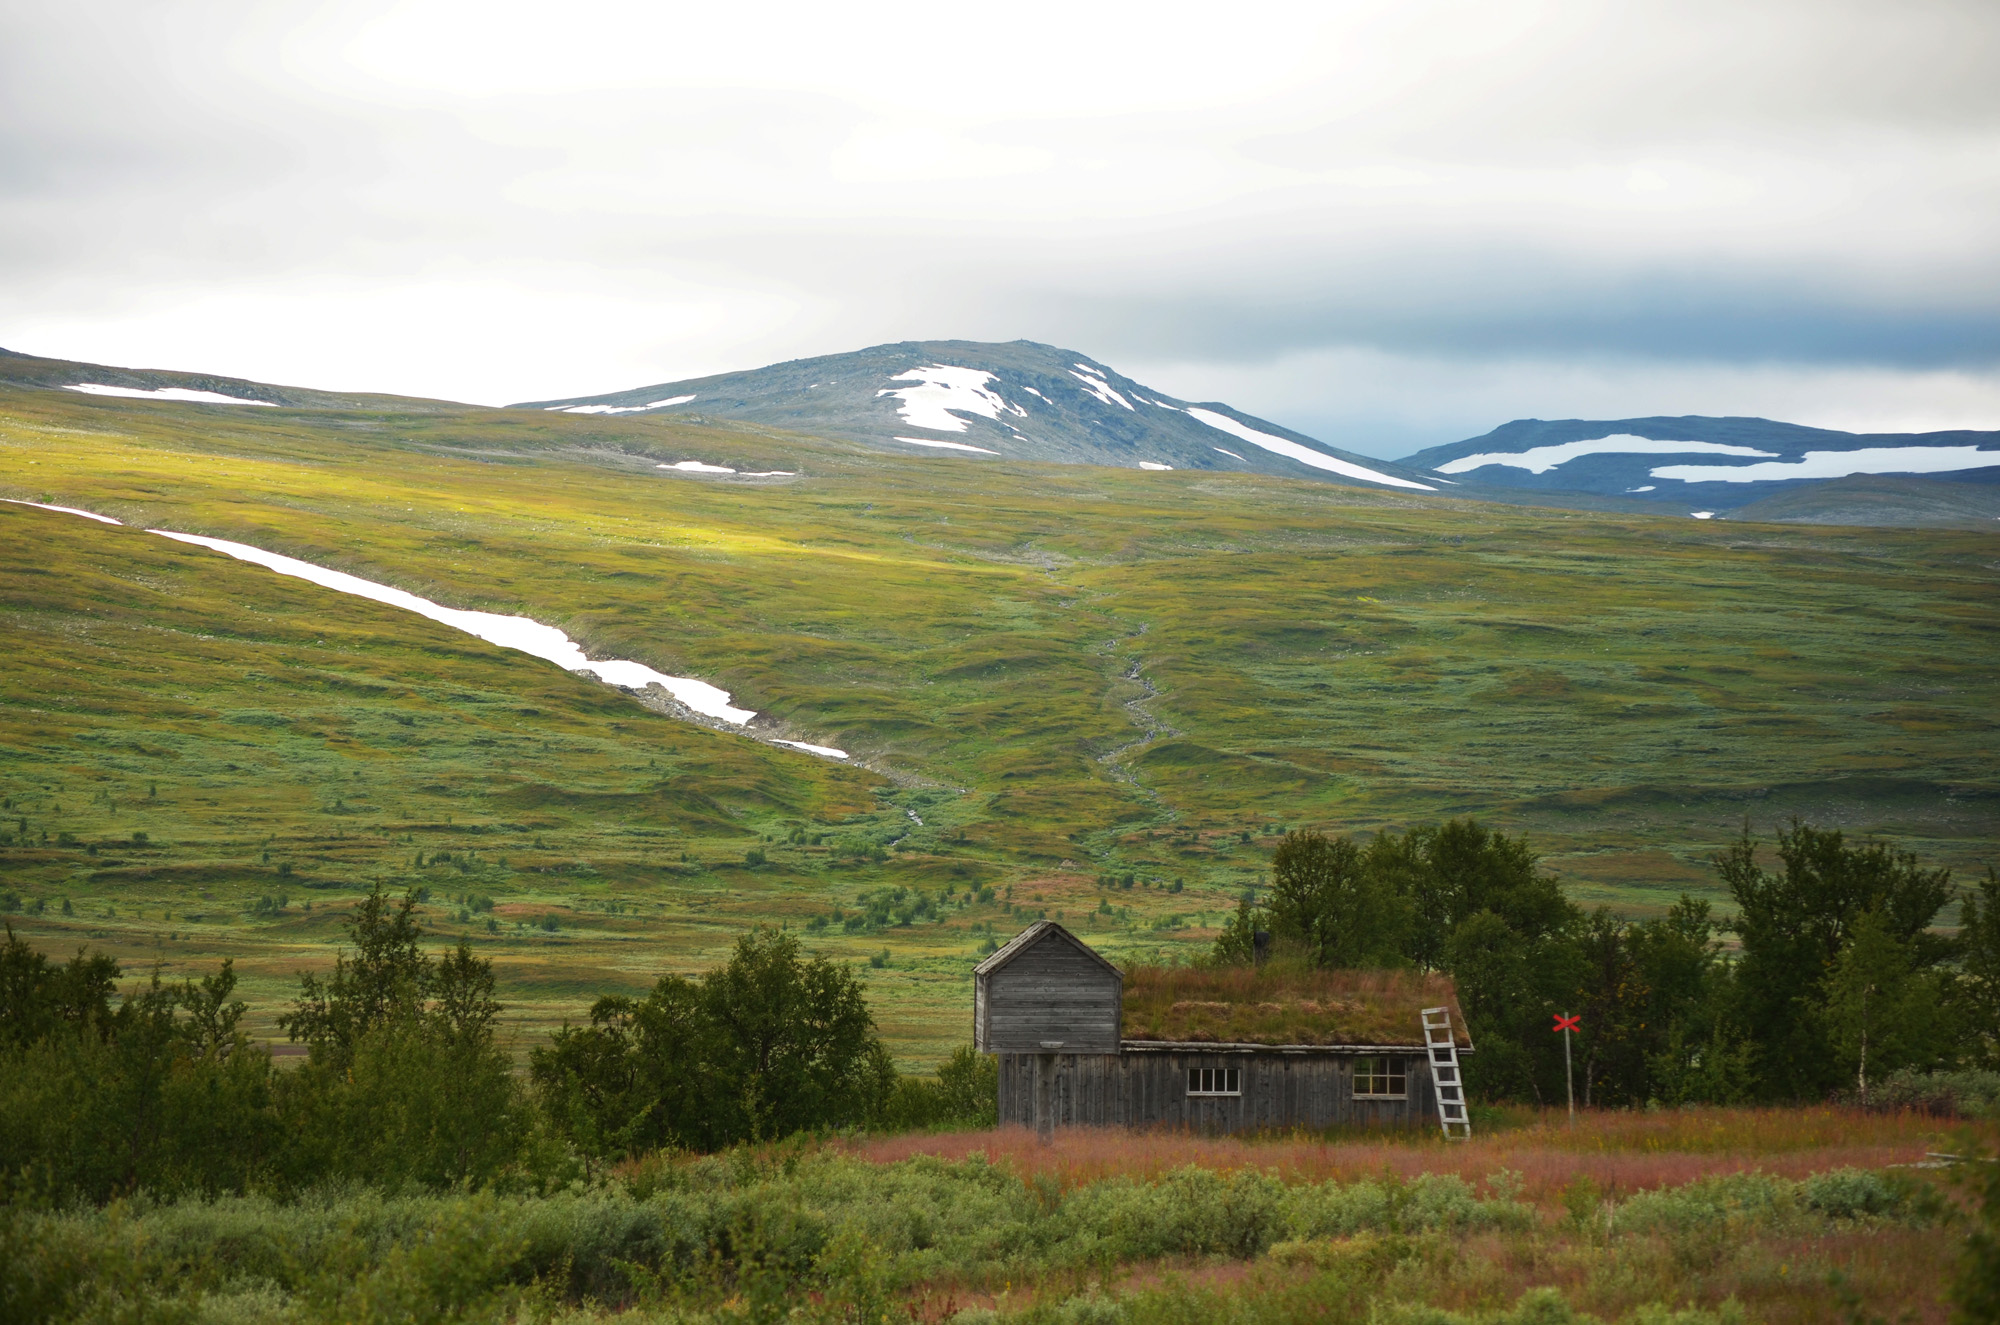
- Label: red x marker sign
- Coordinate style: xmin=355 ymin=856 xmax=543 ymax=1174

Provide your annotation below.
xmin=1552 ymin=1014 xmax=1580 ymax=1033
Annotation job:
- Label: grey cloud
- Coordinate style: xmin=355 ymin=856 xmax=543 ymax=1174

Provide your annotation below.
xmin=4 ymin=0 xmax=1998 ymax=442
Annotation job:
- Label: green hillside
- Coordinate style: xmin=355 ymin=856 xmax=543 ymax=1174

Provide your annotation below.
xmin=3 ymin=378 xmax=1995 ymax=1063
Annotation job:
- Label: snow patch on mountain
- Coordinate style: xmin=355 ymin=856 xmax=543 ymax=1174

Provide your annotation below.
xmin=878 ymin=365 xmax=1022 ymax=433
xmin=894 ymin=436 xmax=998 ymax=454
xmin=1139 ymin=461 xmax=1172 ymax=470
xmin=774 ymin=739 xmax=848 ymax=759
xmin=1213 ymin=447 xmax=1246 ymax=462
xmin=144 ymin=529 xmax=757 ymax=724
xmin=6 ymin=499 xmax=870 ymax=756
xmin=1183 ymin=408 xmax=1436 ymax=491
xmin=3 ymin=498 xmax=124 ymax=524
xmin=1653 ymin=446 xmax=2000 ymax=484
xmin=553 ymin=394 xmax=695 ymax=415
xmin=1436 ymin=435 xmax=1777 ymax=475
xmin=1070 ymin=363 xmax=1134 ymax=411
xmin=66 ymin=383 xmax=273 ymax=407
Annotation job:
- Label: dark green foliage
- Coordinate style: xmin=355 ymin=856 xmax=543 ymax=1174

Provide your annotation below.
xmin=0 ymin=923 xmax=120 ymax=1049
xmin=1518 ymin=894 xmax=1754 ymax=1109
xmin=1635 ymin=898 xmax=1757 ymax=1107
xmin=1394 ymin=821 xmax=1584 ymax=1104
xmin=1202 ymin=819 xmax=1997 ymax=1108
xmin=1384 ymin=819 xmax=1578 ymax=971
xmin=1212 ymin=892 xmax=1263 ymax=965
xmin=1955 ymin=870 xmax=2000 ymax=1071
xmin=1265 ymin=830 xmax=1412 ymax=968
xmin=532 ymin=927 xmax=893 ymax=1158
xmin=1212 ymin=820 xmax=1591 ymax=1104
xmin=1823 ymin=910 xmax=1956 ymax=1102
xmin=280 ymin=884 xmax=432 ymax=1069
xmin=280 ymin=1020 xmax=528 ymax=1191
xmin=278 ymin=884 xmax=528 ymax=1189
xmin=0 ymin=927 xmax=278 ymax=1202
xmin=1956 ymin=1141 xmax=2000 ymax=1325
xmin=0 ymin=885 xmax=529 ymax=1202
xmin=881 ymin=1046 xmax=1000 ymax=1131
xmin=1721 ymin=820 xmax=1958 ymax=1100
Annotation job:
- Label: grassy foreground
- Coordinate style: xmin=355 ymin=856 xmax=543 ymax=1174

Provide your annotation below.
xmin=2 ymin=379 xmax=1996 ymax=1059
xmin=6 ymin=1107 xmax=1986 ymax=1324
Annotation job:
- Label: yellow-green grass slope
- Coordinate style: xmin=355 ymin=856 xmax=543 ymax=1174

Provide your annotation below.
xmin=2 ymin=378 xmax=1995 ymax=1062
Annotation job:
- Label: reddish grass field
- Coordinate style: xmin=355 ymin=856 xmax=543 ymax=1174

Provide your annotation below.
xmin=851 ymin=1105 xmax=1972 ymax=1202
xmin=846 ymin=1106 xmax=1988 ymax=1323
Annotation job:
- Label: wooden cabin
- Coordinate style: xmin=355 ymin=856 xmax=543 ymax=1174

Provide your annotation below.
xmin=972 ymin=921 xmax=1472 ymax=1134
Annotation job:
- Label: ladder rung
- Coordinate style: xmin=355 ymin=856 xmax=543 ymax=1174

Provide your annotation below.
xmin=1419 ymin=1007 xmax=1471 ymax=1141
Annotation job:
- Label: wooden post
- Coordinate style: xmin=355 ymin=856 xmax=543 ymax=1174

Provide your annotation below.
xmin=1036 ymin=1052 xmax=1056 ymax=1143
xmin=1564 ymin=1022 xmax=1574 ymax=1127
xmin=1553 ymin=1013 xmax=1580 ymax=1128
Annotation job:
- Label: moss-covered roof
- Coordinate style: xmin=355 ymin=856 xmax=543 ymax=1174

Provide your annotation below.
xmin=1120 ymin=965 xmax=1470 ymax=1049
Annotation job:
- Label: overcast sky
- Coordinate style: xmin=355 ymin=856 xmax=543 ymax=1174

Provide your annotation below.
xmin=5 ymin=0 xmax=1998 ymax=456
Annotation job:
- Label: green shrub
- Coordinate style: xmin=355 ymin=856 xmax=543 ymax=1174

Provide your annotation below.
xmin=532 ymin=928 xmax=893 ymax=1159
xmin=1610 ymin=1169 xmax=1917 ymax=1237
xmin=1843 ymin=1068 xmax=2000 ymax=1118
xmin=880 ymin=1047 xmax=998 ymax=1132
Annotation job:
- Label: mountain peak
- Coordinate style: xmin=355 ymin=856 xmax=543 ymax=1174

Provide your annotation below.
xmin=512 ymin=340 xmax=1438 ymax=491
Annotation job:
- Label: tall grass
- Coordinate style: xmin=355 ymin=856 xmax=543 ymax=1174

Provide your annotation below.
xmin=851 ymin=1107 xmax=1974 ymax=1201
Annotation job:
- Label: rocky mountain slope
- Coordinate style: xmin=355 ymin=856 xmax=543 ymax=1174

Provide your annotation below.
xmin=514 ymin=339 xmax=1440 ymax=492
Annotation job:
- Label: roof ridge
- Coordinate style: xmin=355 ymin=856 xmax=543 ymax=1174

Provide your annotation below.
xmin=973 ymin=920 xmax=1123 ymax=978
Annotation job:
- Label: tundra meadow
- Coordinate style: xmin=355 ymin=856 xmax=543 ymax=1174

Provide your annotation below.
xmin=3 ymin=375 xmax=1998 ymax=1324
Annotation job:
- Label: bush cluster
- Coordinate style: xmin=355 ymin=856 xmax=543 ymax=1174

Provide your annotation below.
xmin=1221 ymin=820 xmax=2000 ymax=1107
xmin=0 ymin=890 xmax=998 ymax=1207
xmin=0 ymin=1154 xmax=1929 ymax=1323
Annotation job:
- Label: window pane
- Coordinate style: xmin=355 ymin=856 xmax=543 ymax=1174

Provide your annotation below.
xmin=1188 ymin=1068 xmax=1200 ymax=1092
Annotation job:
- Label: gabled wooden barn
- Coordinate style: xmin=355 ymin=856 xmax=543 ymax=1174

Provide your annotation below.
xmin=973 ymin=921 xmax=1473 ymax=1134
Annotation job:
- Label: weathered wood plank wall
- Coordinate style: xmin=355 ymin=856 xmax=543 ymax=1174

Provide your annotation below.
xmin=979 ymin=936 xmax=1120 ymax=1054
xmin=998 ymin=1049 xmax=1438 ymax=1132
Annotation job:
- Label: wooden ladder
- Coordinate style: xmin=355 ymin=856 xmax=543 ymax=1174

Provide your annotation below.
xmin=1422 ymin=1006 xmax=1472 ymax=1140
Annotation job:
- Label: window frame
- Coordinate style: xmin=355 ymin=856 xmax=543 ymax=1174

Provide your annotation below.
xmin=1185 ymin=1065 xmax=1242 ymax=1097
xmin=1351 ymin=1055 xmax=1408 ymax=1099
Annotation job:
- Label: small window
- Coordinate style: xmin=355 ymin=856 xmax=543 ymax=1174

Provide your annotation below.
xmin=1187 ymin=1066 xmax=1241 ymax=1096
xmin=1352 ymin=1056 xmax=1406 ymax=1098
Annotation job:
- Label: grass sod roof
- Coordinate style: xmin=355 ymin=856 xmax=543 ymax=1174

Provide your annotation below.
xmin=1119 ymin=964 xmax=1471 ymax=1050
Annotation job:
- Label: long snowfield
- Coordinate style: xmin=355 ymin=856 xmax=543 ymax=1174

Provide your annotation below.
xmin=0 ymin=499 xmax=850 ymax=758
xmin=1435 ymin=433 xmax=2000 ymax=483
xmin=64 ymin=383 xmax=274 ymax=406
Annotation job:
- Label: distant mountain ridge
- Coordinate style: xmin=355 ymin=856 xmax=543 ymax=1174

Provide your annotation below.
xmin=8 ymin=341 xmax=1996 ymax=526
xmin=512 ymin=340 xmax=1441 ymax=492
xmin=0 ymin=346 xmax=465 ymax=413
xmin=1399 ymin=415 xmax=2000 ymax=516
